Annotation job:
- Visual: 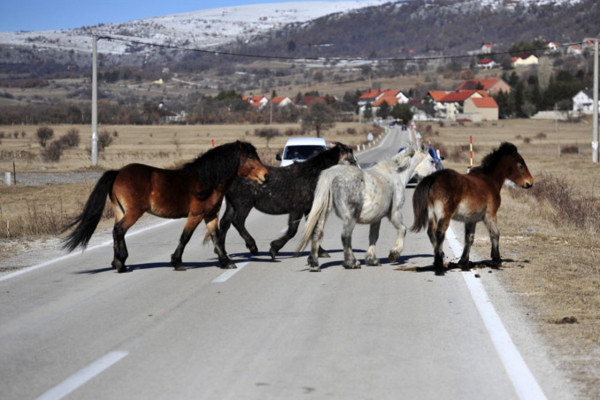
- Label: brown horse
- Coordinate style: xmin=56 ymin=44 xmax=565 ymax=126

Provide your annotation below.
xmin=62 ymin=141 xmax=268 ymax=272
xmin=411 ymin=142 xmax=533 ymax=275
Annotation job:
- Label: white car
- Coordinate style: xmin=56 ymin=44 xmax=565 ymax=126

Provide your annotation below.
xmin=276 ymin=137 xmax=328 ymax=167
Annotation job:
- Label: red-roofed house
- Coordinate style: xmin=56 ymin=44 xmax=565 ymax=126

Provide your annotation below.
xmin=358 ymin=89 xmax=410 ymax=116
xmin=439 ymin=90 xmax=487 ymax=120
xmin=456 ymin=78 xmax=511 ymax=96
xmin=269 ymin=96 xmax=293 ymax=108
xmin=477 ymin=59 xmax=496 ymax=69
xmin=243 ymin=95 xmax=268 ymax=109
xmin=464 ymin=97 xmax=499 ymax=121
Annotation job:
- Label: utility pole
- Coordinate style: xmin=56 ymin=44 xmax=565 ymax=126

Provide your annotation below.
xmin=91 ymin=35 xmax=98 ymax=166
xmin=593 ymin=38 xmax=598 ymax=163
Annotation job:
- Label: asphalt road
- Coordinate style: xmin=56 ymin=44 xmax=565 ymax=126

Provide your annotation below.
xmin=0 ymin=128 xmax=567 ymax=399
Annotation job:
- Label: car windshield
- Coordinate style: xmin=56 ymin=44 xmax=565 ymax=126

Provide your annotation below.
xmin=283 ymin=145 xmax=325 ymax=160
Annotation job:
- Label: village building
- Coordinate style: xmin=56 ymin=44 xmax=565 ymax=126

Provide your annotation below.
xmin=572 ymin=89 xmax=598 ymax=114
xmin=269 ymin=96 xmax=293 ymax=108
xmin=456 ymin=77 xmax=511 ymax=96
xmin=512 ymin=54 xmax=539 ymax=67
xmin=243 ymin=95 xmax=268 ymax=109
xmin=463 ymin=97 xmax=499 ymax=121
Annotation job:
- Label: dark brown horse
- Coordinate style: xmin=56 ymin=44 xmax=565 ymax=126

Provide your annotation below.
xmin=62 ymin=141 xmax=268 ymax=272
xmin=411 ymin=142 xmax=533 ymax=275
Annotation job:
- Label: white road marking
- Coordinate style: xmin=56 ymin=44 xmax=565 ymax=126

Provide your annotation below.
xmin=446 ymin=227 xmax=547 ymax=400
xmin=212 ymin=261 xmax=248 ymax=283
xmin=0 ymin=219 xmax=177 ymax=283
xmin=35 ymin=351 xmax=128 ymax=400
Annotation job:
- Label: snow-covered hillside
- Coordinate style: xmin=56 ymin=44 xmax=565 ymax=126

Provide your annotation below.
xmin=0 ymin=2 xmax=381 ymax=55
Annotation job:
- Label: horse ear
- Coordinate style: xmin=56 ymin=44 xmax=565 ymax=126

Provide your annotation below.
xmin=420 ymin=142 xmax=428 ymax=152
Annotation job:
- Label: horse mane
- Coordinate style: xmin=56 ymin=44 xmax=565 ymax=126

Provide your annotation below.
xmin=296 ymin=142 xmax=347 ymax=170
xmin=184 ymin=141 xmax=256 ymax=200
xmin=474 ymin=142 xmax=519 ymax=173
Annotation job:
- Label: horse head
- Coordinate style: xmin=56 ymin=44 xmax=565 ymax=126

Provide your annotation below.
xmin=392 ymin=146 xmax=416 ymax=170
xmin=236 ymin=141 xmax=269 ymax=184
xmin=332 ymin=142 xmax=357 ymax=166
xmin=503 ymin=143 xmax=533 ymax=189
xmin=411 ymin=142 xmax=437 ymax=181
xmin=479 ymin=142 xmax=533 ymax=189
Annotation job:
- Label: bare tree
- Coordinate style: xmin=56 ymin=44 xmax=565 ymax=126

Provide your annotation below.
xmin=301 ymin=99 xmax=335 ymax=138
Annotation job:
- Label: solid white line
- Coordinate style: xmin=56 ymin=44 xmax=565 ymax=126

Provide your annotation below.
xmin=0 ymin=219 xmax=177 ymax=283
xmin=36 ymin=351 xmax=128 ymax=400
xmin=212 ymin=261 xmax=248 ymax=283
xmin=445 ymin=227 xmax=547 ymax=400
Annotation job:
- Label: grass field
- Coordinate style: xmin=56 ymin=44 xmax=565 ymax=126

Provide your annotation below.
xmin=1 ymin=118 xmax=599 ymax=397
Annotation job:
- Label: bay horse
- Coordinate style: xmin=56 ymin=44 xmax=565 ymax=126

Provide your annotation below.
xmin=217 ymin=142 xmax=356 ymax=260
xmin=411 ymin=142 xmax=533 ymax=276
xmin=62 ymin=141 xmax=269 ymax=272
xmin=296 ymin=143 xmax=436 ymax=272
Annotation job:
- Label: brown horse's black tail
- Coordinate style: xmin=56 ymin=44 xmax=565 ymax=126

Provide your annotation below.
xmin=411 ymin=174 xmax=435 ymax=233
xmin=62 ymin=170 xmax=118 ymax=252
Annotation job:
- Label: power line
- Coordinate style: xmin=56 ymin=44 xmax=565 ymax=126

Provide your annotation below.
xmin=99 ymin=34 xmax=589 ymax=65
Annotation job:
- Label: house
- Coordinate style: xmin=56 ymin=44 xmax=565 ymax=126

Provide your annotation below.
xmin=573 ymin=89 xmax=598 ymax=114
xmin=269 ymin=96 xmax=293 ymax=108
xmin=545 ymin=41 xmax=559 ymax=53
xmin=567 ymin=44 xmax=582 ymax=56
xmin=481 ymin=43 xmax=493 ymax=54
xmin=295 ymin=95 xmax=329 ymax=108
xmin=456 ymin=77 xmax=511 ymax=95
xmin=477 ymin=59 xmax=496 ymax=69
xmin=463 ymin=97 xmax=499 ymax=121
xmin=512 ymin=54 xmax=538 ymax=67
xmin=358 ymin=89 xmax=409 ymax=116
xmin=433 ymin=90 xmax=487 ymax=121
xmin=243 ymin=95 xmax=268 ymax=109
xmin=425 ymin=90 xmax=450 ymax=119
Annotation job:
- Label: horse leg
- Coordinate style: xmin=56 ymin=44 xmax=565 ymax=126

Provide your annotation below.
xmin=112 ymin=220 xmax=129 ymax=273
xmin=269 ymin=212 xmax=300 ymax=260
xmin=230 ymin=204 xmax=259 ymax=256
xmin=459 ymin=222 xmax=476 ymax=270
xmin=433 ymin=218 xmax=450 ymax=276
xmin=341 ymin=218 xmax=360 ymax=269
xmin=111 ymin=208 xmax=142 ymax=273
xmin=217 ymin=200 xmax=235 ymax=256
xmin=171 ymin=215 xmax=202 ymax=271
xmin=365 ymin=221 xmax=381 ymax=266
xmin=483 ymin=216 xmax=502 ymax=268
xmin=206 ymin=217 xmax=236 ymax=269
xmin=307 ymin=211 xmax=327 ymax=272
xmin=388 ymin=211 xmax=407 ymax=264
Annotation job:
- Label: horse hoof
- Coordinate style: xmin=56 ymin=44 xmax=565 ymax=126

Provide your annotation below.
xmin=173 ymin=265 xmax=187 ymax=272
xmin=221 ymin=263 xmax=237 ymax=269
xmin=388 ymin=251 xmax=401 ymax=263
xmin=365 ymin=257 xmax=381 ymax=266
xmin=310 ymin=266 xmax=321 ymax=272
xmin=269 ymin=247 xmax=278 ymax=260
xmin=247 ymin=244 xmax=259 ymax=256
xmin=434 ymin=268 xmax=445 ymax=276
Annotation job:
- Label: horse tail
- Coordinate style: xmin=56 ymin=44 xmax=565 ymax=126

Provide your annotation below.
xmin=62 ymin=170 xmax=119 ymax=252
xmin=411 ymin=174 xmax=435 ymax=233
xmin=296 ymin=171 xmax=334 ymax=253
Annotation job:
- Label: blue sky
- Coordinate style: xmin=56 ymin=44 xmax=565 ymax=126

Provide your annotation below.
xmin=0 ymin=0 xmax=331 ymax=32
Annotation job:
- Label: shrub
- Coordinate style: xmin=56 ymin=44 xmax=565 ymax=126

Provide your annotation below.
xmin=98 ymin=130 xmax=114 ymax=151
xmin=41 ymin=140 xmax=64 ymax=162
xmin=59 ymin=128 xmax=80 ymax=148
xmin=36 ymin=126 xmax=54 ymax=148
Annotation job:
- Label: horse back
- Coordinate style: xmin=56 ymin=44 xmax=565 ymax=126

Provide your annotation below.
xmin=113 ymin=163 xmax=197 ymax=219
xmin=430 ymin=169 xmax=500 ymax=221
